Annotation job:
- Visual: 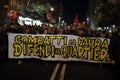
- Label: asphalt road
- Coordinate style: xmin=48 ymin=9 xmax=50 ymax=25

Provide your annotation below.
xmin=0 ymin=59 xmax=113 ymax=80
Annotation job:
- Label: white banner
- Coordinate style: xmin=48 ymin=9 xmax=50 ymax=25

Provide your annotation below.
xmin=8 ymin=33 xmax=110 ymax=63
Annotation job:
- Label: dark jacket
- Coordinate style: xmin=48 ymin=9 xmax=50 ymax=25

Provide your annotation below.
xmin=108 ymin=32 xmax=120 ymax=65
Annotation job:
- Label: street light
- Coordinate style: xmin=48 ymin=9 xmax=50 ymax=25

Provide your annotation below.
xmin=50 ymin=7 xmax=54 ymax=11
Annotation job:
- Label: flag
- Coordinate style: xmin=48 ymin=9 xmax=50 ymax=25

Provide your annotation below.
xmin=71 ymin=14 xmax=79 ymax=30
xmin=7 ymin=9 xmax=18 ymax=20
xmin=47 ymin=12 xmax=53 ymax=22
xmin=73 ymin=14 xmax=79 ymax=25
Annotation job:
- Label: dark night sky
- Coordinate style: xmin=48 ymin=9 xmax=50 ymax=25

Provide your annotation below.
xmin=30 ymin=0 xmax=90 ymax=24
xmin=60 ymin=0 xmax=89 ymax=24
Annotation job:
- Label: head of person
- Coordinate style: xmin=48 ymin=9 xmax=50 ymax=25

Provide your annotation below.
xmin=43 ymin=29 xmax=48 ymax=34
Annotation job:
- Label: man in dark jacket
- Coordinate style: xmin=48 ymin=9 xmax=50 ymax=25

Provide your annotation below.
xmin=108 ymin=28 xmax=120 ymax=80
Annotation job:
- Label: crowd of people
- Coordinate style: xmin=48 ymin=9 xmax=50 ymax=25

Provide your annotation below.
xmin=1 ymin=22 xmax=120 ymax=80
xmin=0 ymin=23 xmax=113 ymax=58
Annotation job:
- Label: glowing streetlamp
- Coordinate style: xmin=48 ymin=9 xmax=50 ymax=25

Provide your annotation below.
xmin=50 ymin=7 xmax=54 ymax=11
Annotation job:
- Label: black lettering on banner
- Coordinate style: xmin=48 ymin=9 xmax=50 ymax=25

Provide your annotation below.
xmin=101 ymin=39 xmax=108 ymax=48
xmin=13 ymin=43 xmax=22 ymax=57
xmin=12 ymin=34 xmax=110 ymax=62
xmin=14 ymin=35 xmax=22 ymax=44
xmin=61 ymin=45 xmax=67 ymax=58
xmin=67 ymin=46 xmax=74 ymax=57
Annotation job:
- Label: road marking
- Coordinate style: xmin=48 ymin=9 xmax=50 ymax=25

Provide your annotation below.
xmin=50 ymin=63 xmax=60 ymax=80
xmin=59 ymin=64 xmax=67 ymax=80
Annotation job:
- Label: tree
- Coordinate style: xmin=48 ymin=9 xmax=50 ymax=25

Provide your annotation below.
xmin=95 ymin=0 xmax=120 ymax=26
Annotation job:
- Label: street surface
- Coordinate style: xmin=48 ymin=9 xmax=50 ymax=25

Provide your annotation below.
xmin=0 ymin=59 xmax=112 ymax=80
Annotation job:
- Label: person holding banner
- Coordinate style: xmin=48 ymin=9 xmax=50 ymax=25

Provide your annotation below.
xmin=108 ymin=28 xmax=120 ymax=80
xmin=77 ymin=28 xmax=86 ymax=37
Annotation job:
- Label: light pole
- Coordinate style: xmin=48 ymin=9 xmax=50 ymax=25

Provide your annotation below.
xmin=26 ymin=0 xmax=31 ymax=7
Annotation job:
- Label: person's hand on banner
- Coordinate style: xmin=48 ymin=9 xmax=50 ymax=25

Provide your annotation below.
xmin=111 ymin=60 xmax=116 ymax=65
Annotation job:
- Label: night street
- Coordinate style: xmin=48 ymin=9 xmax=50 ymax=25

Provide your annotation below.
xmin=0 ymin=0 xmax=120 ymax=80
xmin=0 ymin=59 xmax=112 ymax=80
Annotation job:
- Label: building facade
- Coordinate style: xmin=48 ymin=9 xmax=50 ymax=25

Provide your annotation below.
xmin=94 ymin=0 xmax=120 ymax=26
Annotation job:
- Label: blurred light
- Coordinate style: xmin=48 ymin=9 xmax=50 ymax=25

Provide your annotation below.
xmin=50 ymin=7 xmax=54 ymax=11
xmin=17 ymin=16 xmax=25 ymax=26
xmin=48 ymin=24 xmax=53 ymax=27
xmin=109 ymin=30 xmax=112 ymax=33
xmin=33 ymin=20 xmax=42 ymax=26
xmin=83 ymin=22 xmax=85 ymax=24
xmin=19 ymin=16 xmax=24 ymax=20
xmin=17 ymin=16 xmax=43 ymax=26
xmin=25 ymin=17 xmax=33 ymax=26
xmin=113 ymin=25 xmax=115 ymax=28
xmin=59 ymin=17 xmax=61 ymax=23
xmin=62 ymin=20 xmax=64 ymax=23
xmin=4 ymin=5 xmax=9 ymax=8
xmin=68 ymin=26 xmax=71 ymax=29
xmin=104 ymin=27 xmax=106 ymax=30
xmin=87 ymin=18 xmax=89 ymax=21
xmin=97 ymin=27 xmax=102 ymax=30
xmin=64 ymin=23 xmax=66 ymax=26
